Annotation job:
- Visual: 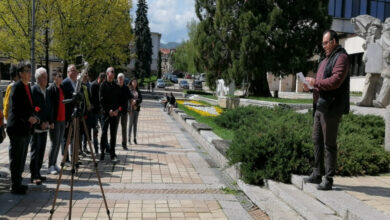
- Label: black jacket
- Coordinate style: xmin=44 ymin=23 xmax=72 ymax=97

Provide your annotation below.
xmin=6 ymin=81 xmax=35 ymax=136
xmin=47 ymin=83 xmax=65 ymax=123
xmin=90 ymin=80 xmax=101 ymax=114
xmin=31 ymin=85 xmax=52 ymax=129
xmin=61 ymin=77 xmax=75 ymax=122
xmin=118 ymin=85 xmax=130 ymax=114
xmin=129 ymin=88 xmax=143 ymax=112
xmin=99 ymin=81 xmax=120 ymax=116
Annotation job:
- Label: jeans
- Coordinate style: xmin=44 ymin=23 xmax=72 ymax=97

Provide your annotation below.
xmin=30 ymin=132 xmax=48 ymax=179
xmin=116 ymin=112 xmax=128 ymax=147
xmin=49 ymin=121 xmax=65 ymax=167
xmin=312 ymin=111 xmax=342 ymax=180
xmin=128 ymin=111 xmax=139 ymax=140
xmin=8 ymin=133 xmax=30 ymax=189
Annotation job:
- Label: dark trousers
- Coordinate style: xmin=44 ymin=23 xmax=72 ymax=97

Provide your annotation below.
xmin=312 ymin=111 xmax=342 ymax=180
xmin=128 ymin=111 xmax=139 ymax=140
xmin=8 ymin=133 xmax=30 ymax=189
xmin=49 ymin=121 xmax=66 ymax=167
xmin=116 ymin=112 xmax=128 ymax=147
xmin=30 ymin=132 xmax=48 ymax=179
xmin=91 ymin=112 xmax=100 ymax=154
xmin=101 ymin=115 xmax=119 ymax=158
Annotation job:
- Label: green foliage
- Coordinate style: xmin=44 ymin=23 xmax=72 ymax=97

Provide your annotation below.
xmin=134 ymin=0 xmax=152 ymax=80
xmin=194 ymin=0 xmax=331 ymax=96
xmin=222 ymin=106 xmax=390 ymax=185
xmin=172 ymin=20 xmax=201 ymax=74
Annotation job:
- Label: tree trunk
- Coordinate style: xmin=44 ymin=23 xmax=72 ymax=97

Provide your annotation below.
xmin=45 ymin=27 xmax=49 ymax=76
xmin=249 ymin=72 xmax=272 ymax=97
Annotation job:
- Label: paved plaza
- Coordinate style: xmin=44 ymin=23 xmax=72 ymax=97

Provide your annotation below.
xmin=0 ymin=99 xmax=263 ymax=220
xmin=1 ymin=97 xmax=390 ymax=219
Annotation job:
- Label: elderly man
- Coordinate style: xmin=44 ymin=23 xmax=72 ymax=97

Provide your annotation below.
xmin=303 ymin=30 xmax=350 ymax=190
xmin=116 ymin=73 xmax=130 ymax=150
xmin=7 ymin=61 xmax=38 ymax=194
xmin=30 ymin=67 xmax=51 ymax=185
xmin=61 ymin=64 xmax=78 ymax=165
xmin=99 ymin=67 xmax=120 ymax=162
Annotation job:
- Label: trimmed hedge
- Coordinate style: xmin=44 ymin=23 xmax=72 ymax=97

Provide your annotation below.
xmin=217 ymin=106 xmax=390 ymax=185
xmin=185 ymin=90 xmax=213 ymax=95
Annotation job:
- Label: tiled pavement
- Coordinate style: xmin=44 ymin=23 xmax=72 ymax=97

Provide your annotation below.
xmin=0 ymin=99 xmax=261 ymax=220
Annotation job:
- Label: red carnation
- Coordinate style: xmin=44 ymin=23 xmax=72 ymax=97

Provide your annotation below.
xmin=35 ymin=106 xmax=40 ymax=112
xmin=119 ymin=106 xmax=123 ymax=111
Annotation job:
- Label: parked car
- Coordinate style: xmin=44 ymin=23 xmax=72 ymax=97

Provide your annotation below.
xmin=185 ymin=74 xmax=192 ymax=79
xmin=192 ymin=80 xmax=202 ymax=89
xmin=198 ymin=73 xmax=206 ymax=82
xmin=170 ymin=75 xmax=178 ymax=83
xmin=156 ymin=79 xmax=165 ymax=88
xmin=179 ymin=80 xmax=189 ymax=89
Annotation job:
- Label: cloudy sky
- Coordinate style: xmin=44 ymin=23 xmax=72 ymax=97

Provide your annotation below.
xmin=131 ymin=0 xmax=198 ymax=44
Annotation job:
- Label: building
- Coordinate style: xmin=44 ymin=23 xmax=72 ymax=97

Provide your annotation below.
xmin=160 ymin=48 xmax=176 ymax=74
xmin=272 ymin=0 xmax=390 ymax=93
xmin=127 ymin=32 xmax=161 ymax=76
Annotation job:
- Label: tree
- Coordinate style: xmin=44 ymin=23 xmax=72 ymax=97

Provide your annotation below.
xmin=157 ymin=50 xmax=162 ymax=78
xmin=194 ymin=0 xmax=331 ymax=96
xmin=0 ymin=0 xmax=133 ymax=79
xmin=134 ymin=0 xmax=152 ymax=82
xmin=172 ymin=20 xmax=201 ymax=75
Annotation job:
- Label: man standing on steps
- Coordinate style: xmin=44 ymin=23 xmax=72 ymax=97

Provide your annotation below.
xmin=99 ymin=67 xmax=120 ymax=162
xmin=303 ymin=30 xmax=350 ymax=191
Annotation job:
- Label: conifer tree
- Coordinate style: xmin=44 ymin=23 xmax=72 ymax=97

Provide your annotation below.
xmin=134 ymin=0 xmax=153 ymax=82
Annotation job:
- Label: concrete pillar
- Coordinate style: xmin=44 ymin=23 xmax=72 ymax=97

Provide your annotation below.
xmin=385 ymin=105 xmax=390 ymax=151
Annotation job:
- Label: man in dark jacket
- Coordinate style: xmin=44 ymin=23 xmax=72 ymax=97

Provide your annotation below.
xmin=30 ymin=67 xmax=51 ymax=185
xmin=7 ymin=61 xmax=38 ymax=194
xmin=99 ymin=67 xmax=120 ymax=162
xmin=116 ymin=73 xmax=130 ymax=150
xmin=303 ymin=30 xmax=350 ymax=190
xmin=90 ymin=72 xmax=106 ymax=154
xmin=60 ymin=64 xmax=77 ymax=164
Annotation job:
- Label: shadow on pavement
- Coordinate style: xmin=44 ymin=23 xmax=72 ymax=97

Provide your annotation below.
xmin=336 ymin=185 xmax=390 ymax=198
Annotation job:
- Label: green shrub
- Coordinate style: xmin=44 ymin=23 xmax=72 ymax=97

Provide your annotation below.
xmin=185 ymin=90 xmax=213 ymax=95
xmin=223 ymin=106 xmax=390 ymax=185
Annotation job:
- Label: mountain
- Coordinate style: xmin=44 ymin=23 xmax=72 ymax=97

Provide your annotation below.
xmin=160 ymin=42 xmax=181 ymax=49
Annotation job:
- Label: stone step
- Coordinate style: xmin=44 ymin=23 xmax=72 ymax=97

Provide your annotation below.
xmin=291 ymin=175 xmax=390 ymax=220
xmin=237 ymin=180 xmax=303 ymax=220
xmin=267 ymin=180 xmax=341 ymax=220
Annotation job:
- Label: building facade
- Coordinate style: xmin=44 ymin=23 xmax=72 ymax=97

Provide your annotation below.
xmin=272 ymin=0 xmax=390 ymax=93
xmin=160 ymin=48 xmax=175 ymax=74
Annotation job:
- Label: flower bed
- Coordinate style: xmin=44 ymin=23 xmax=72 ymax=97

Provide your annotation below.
xmin=177 ymin=100 xmax=223 ymax=117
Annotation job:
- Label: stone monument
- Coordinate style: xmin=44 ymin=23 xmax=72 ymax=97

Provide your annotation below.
xmin=216 ymin=79 xmax=239 ymax=109
xmin=352 ymin=15 xmax=384 ymax=107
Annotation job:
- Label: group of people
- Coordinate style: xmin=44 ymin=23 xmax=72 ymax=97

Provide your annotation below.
xmin=2 ymin=63 xmax=142 ymax=195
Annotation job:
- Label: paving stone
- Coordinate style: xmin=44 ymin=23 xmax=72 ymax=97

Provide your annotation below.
xmin=180 ymin=114 xmax=195 ymax=121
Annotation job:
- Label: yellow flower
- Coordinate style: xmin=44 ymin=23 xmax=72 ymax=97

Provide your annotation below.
xmin=177 ymin=99 xmax=223 ymax=117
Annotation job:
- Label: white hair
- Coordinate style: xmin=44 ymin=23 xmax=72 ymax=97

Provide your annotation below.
xmin=67 ymin=64 xmax=76 ymax=72
xmin=117 ymin=73 xmax=125 ymax=79
xmin=106 ymin=67 xmax=114 ymax=74
xmin=35 ymin=67 xmax=47 ymax=80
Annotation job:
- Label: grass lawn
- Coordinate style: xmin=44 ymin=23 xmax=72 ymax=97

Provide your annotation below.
xmin=199 ymin=95 xmax=312 ymax=104
xmin=177 ymin=103 xmax=234 ymax=141
xmin=199 ymin=94 xmax=217 ymax=100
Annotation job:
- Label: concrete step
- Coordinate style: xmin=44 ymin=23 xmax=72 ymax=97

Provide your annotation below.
xmin=237 ymin=180 xmax=303 ymax=220
xmin=292 ymin=175 xmax=390 ymax=220
xmin=267 ymin=180 xmax=341 ymax=220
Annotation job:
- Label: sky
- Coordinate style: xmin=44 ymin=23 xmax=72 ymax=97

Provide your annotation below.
xmin=130 ymin=0 xmax=198 ymax=44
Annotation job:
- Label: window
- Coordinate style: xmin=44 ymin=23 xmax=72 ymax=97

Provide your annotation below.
xmin=328 ymin=0 xmax=390 ymax=20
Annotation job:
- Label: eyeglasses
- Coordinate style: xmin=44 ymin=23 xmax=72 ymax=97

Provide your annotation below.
xmin=322 ymin=39 xmax=334 ymax=46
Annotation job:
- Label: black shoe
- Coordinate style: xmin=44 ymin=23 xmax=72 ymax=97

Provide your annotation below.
xmin=11 ymin=187 xmax=26 ymax=195
xmin=31 ymin=178 xmax=42 ymax=185
xmin=133 ymin=139 xmax=137 ymax=145
xmin=317 ymin=178 xmax=333 ymax=191
xmin=100 ymin=154 xmax=105 ymax=161
xmin=84 ymin=149 xmax=90 ymax=154
xmin=38 ymin=175 xmax=47 ymax=181
xmin=303 ymin=173 xmax=322 ymax=184
xmin=20 ymin=184 xmax=28 ymax=190
xmin=123 ymin=146 xmax=128 ymax=150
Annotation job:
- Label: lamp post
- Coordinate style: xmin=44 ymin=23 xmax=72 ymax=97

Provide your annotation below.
xmin=31 ymin=0 xmax=36 ymax=82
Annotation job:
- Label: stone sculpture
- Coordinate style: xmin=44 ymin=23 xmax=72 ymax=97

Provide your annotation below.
xmin=216 ymin=79 xmax=234 ymax=97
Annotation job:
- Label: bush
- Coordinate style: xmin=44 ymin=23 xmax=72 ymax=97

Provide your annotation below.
xmin=185 ymin=90 xmax=213 ymax=95
xmin=223 ymin=106 xmax=390 ymax=185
